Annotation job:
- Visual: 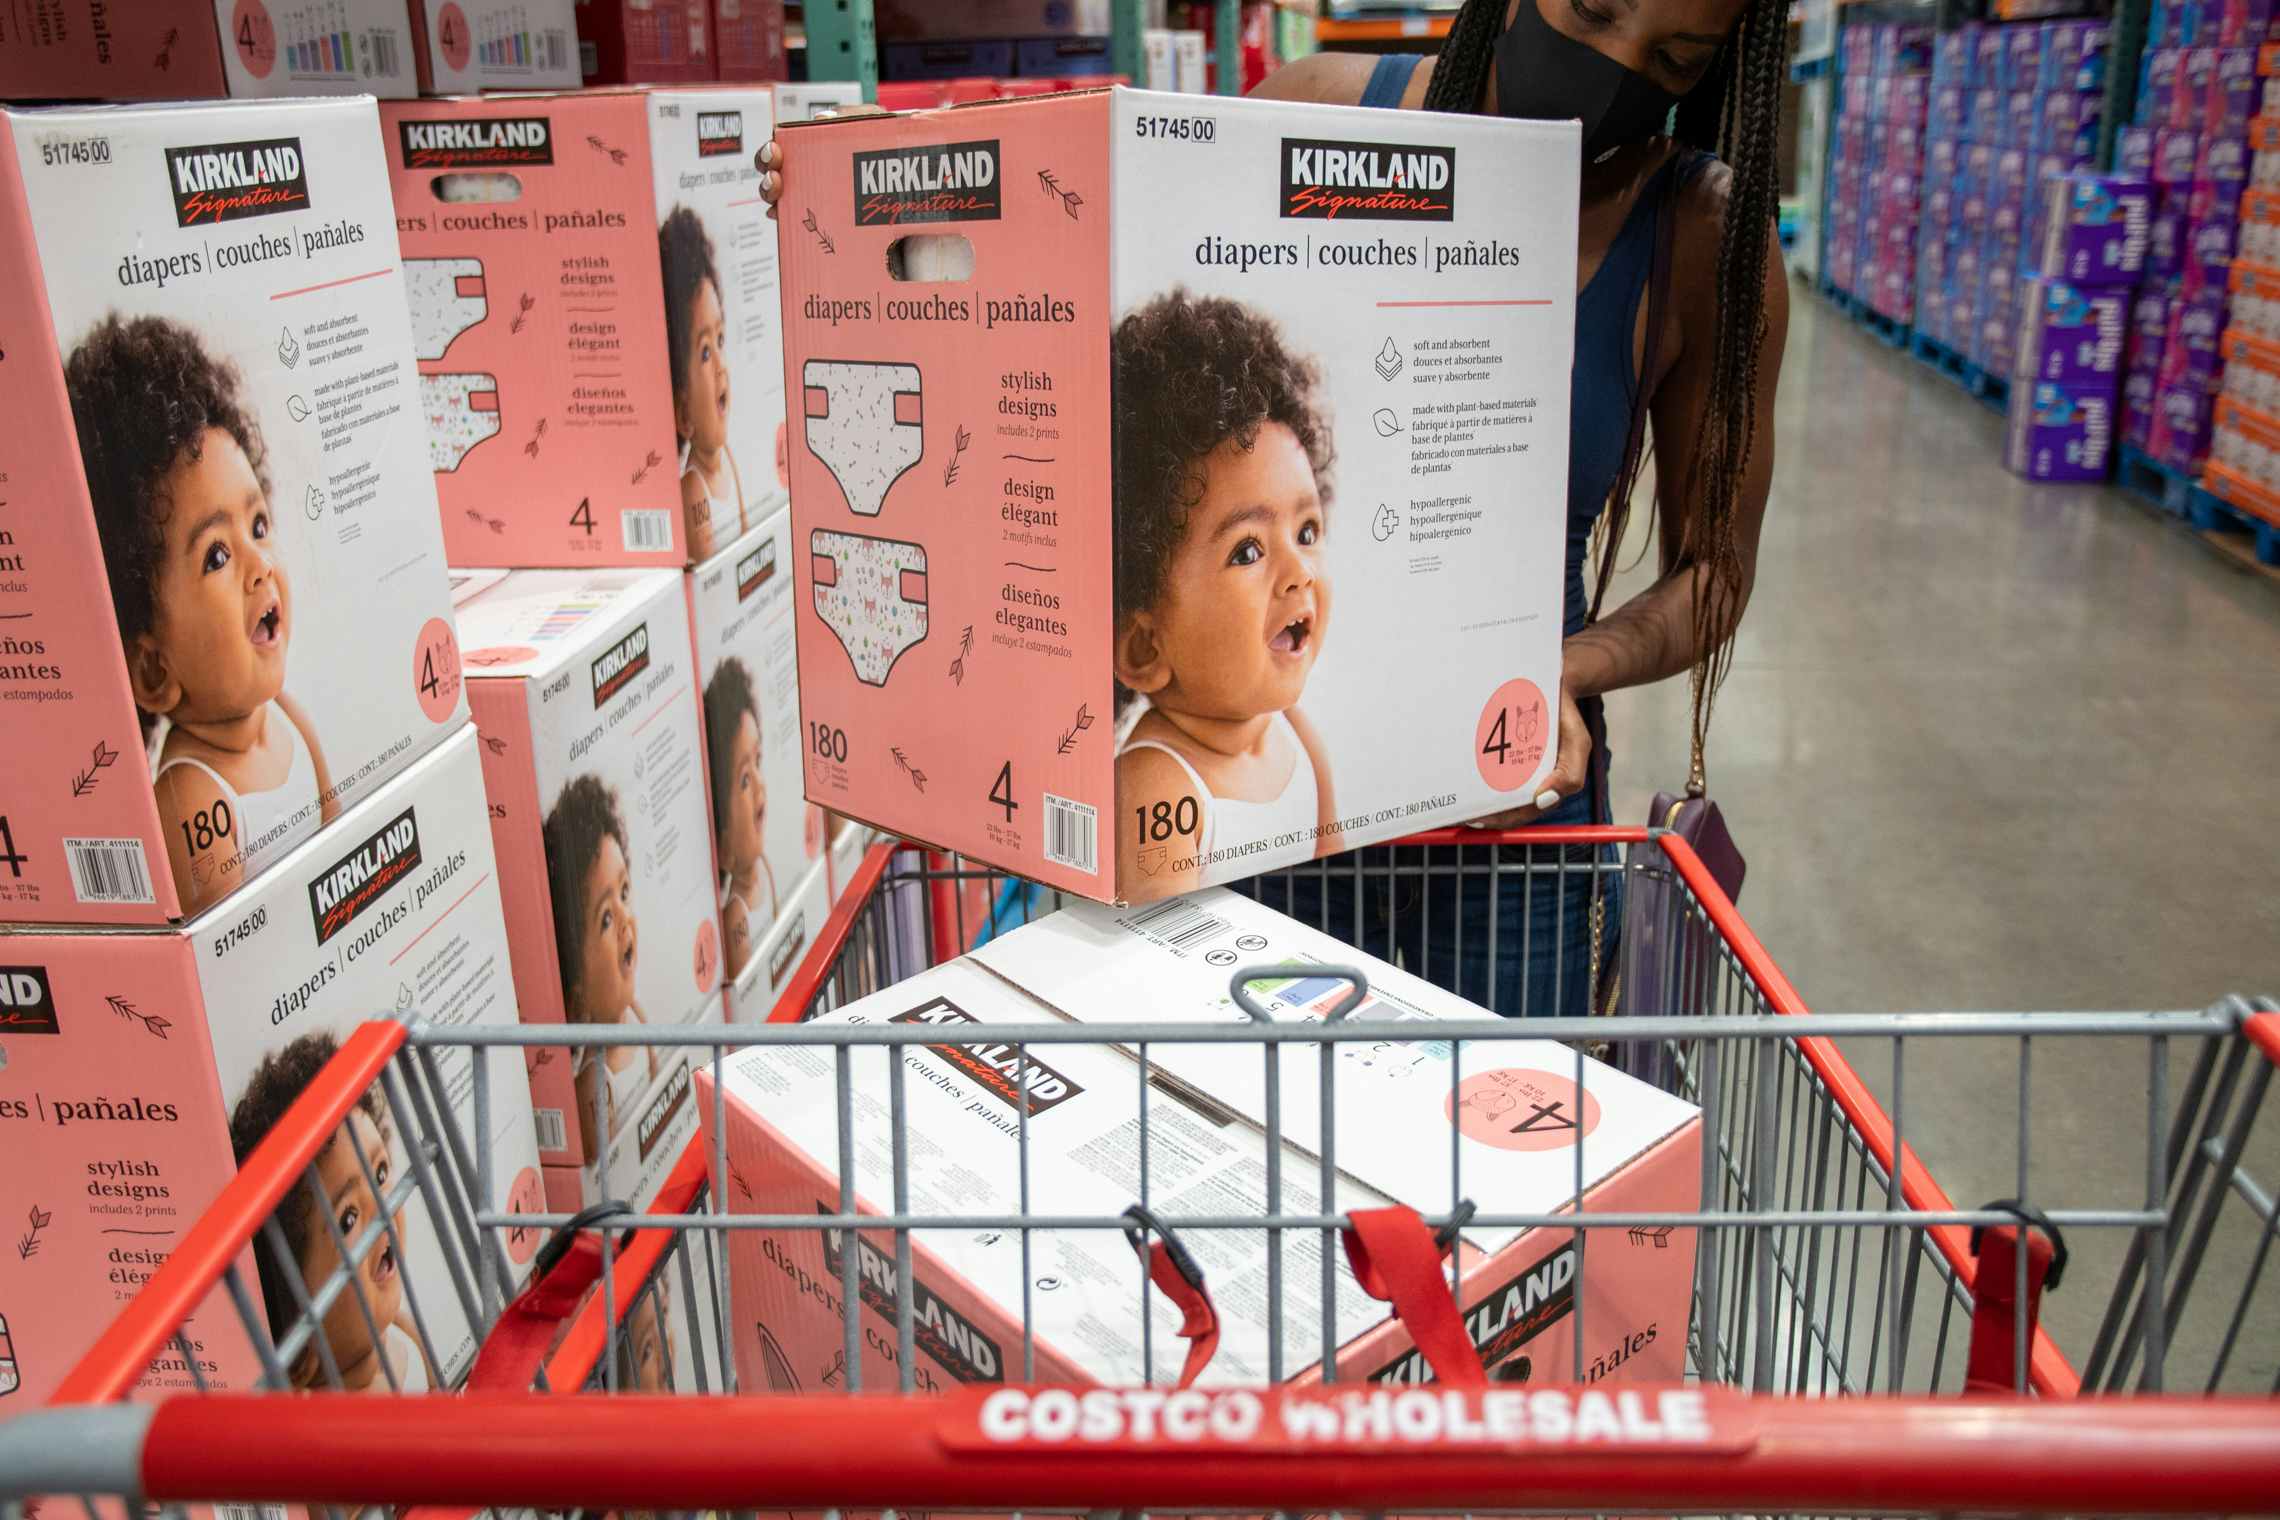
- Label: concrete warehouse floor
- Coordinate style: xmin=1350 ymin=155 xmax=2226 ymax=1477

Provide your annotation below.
xmin=1602 ymin=279 xmax=2280 ymax=1390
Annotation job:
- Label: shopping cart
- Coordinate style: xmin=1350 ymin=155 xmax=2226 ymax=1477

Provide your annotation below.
xmin=6 ymin=828 xmax=2277 ymax=1518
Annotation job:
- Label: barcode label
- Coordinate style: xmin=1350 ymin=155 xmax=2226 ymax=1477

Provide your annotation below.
xmin=365 ymin=30 xmax=400 ymax=79
xmin=216 ymin=1505 xmax=288 ymax=1520
xmin=1041 ymin=792 xmax=1097 ymax=872
xmin=533 ymin=1107 xmax=568 ymax=1152
xmin=1125 ymin=895 xmax=1230 ymax=954
xmin=542 ymin=29 xmax=571 ymax=71
xmin=580 ymin=38 xmax=599 ymax=77
xmin=622 ymin=509 xmax=673 ymax=552
xmin=64 ymin=837 xmax=155 ymax=905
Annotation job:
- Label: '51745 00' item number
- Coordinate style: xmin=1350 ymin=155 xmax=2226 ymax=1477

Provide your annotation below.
xmin=1134 ymin=114 xmax=1217 ymax=142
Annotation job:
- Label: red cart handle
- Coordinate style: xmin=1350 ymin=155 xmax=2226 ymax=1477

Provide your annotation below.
xmin=1123 ymin=1204 xmax=1220 ymax=1388
xmin=1343 ymin=1203 xmax=1486 ymax=1388
xmin=1964 ymin=1199 xmax=2064 ymax=1395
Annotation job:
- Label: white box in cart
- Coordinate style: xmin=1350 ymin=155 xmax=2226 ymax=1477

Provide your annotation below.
xmin=0 ymin=726 xmax=545 ymax=1408
xmin=772 ymin=82 xmax=869 ymax=124
xmin=697 ymin=904 xmax=1700 ymax=1397
xmin=775 ymin=91 xmax=1577 ymax=905
xmin=458 ymin=570 xmax=722 ymax=1211
xmin=0 ymin=98 xmax=467 ymax=926
xmin=689 ymin=510 xmax=825 ymax=993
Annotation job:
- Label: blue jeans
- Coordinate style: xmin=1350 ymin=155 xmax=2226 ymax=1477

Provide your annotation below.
xmin=1235 ymin=790 xmax=1621 ymax=1018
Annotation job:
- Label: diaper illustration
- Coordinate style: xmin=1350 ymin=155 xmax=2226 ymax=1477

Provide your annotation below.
xmin=422 ymin=373 xmax=503 ymax=473
xmin=405 ymin=257 xmax=489 ymax=361
xmin=802 ymin=360 xmax=924 ymax=518
xmin=812 ymin=528 xmax=927 ymax=686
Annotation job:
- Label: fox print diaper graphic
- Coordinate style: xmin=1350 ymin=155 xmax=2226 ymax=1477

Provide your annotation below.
xmin=811 ymin=530 xmax=927 ymax=686
xmin=423 ymin=373 xmax=504 ymax=472
xmin=802 ymin=360 xmax=924 ymax=518
xmin=404 ymin=258 xmax=489 ymax=361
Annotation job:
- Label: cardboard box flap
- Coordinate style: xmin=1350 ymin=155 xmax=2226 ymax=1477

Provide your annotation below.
xmin=455 ymin=568 xmax=681 ymax=678
xmin=971 ymin=891 xmax=1701 ymax=1255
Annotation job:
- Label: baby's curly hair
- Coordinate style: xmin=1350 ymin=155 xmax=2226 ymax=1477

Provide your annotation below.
xmin=65 ymin=314 xmax=271 ymax=652
xmin=658 ymin=205 xmax=721 ymax=436
xmin=544 ymin=774 xmax=631 ymax=1018
xmin=1111 ymin=291 xmax=1334 ymax=634
xmin=229 ymin=1031 xmax=388 ymax=1346
xmin=703 ymin=657 xmax=759 ymax=848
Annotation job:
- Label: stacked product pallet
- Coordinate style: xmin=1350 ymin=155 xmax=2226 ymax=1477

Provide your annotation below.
xmin=2114 ymin=0 xmax=2278 ymax=476
xmin=2195 ymin=45 xmax=2280 ymax=549
xmin=1914 ymin=18 xmax=2110 ymax=393
xmin=2005 ymin=170 xmax=2152 ymax=479
xmin=1827 ymin=23 xmax=1933 ymax=318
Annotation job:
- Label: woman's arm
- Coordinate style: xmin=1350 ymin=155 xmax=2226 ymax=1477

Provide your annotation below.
xmin=1565 ymin=179 xmax=1788 ymax=704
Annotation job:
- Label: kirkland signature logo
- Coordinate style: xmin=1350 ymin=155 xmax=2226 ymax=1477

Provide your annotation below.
xmin=697 ymin=111 xmax=744 ymax=158
xmin=590 ymin=622 xmax=652 ymax=707
xmin=0 ymin=966 xmax=60 ymax=1035
xmin=1371 ymin=1241 xmax=1576 ymax=1386
xmin=308 ymin=808 xmax=423 ymax=946
xmin=1280 ymin=137 xmax=1454 ymax=221
xmin=397 ymin=117 xmax=555 ymax=169
xmin=637 ymin=1058 xmax=693 ymax=1161
xmin=819 ymin=1204 xmax=1005 ymax=1384
xmin=736 ymin=536 xmax=779 ymax=601
xmin=853 ymin=139 xmax=1001 ymax=227
xmin=166 ymin=137 xmax=309 ymax=227
xmin=889 ymin=998 xmax=1086 ymax=1115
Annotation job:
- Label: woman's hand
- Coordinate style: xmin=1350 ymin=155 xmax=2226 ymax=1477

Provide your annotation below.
xmin=1464 ymin=672 xmax=1591 ymax=830
xmin=756 ymin=105 xmax=888 ymax=219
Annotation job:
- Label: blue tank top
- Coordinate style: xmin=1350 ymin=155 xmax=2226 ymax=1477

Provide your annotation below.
xmin=1361 ymin=54 xmax=1705 ymax=637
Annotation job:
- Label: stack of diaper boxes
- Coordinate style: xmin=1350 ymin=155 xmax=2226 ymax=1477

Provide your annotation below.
xmin=2112 ymin=0 xmax=2280 ymax=473
xmin=382 ymin=81 xmax=841 ymax=1233
xmin=0 ymin=96 xmax=544 ymax=1406
xmin=2006 ymin=172 xmax=2151 ymax=480
xmin=0 ymin=1 xmax=587 ymax=100
xmin=1827 ymin=22 xmax=1930 ymax=310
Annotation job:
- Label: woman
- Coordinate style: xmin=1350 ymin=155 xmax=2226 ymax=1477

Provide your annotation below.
xmin=1243 ymin=0 xmax=1788 ymax=1018
xmin=754 ymin=0 xmax=1786 ymax=1014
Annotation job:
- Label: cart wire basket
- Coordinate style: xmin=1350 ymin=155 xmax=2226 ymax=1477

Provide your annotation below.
xmin=5 ymin=827 xmax=2277 ymax=1518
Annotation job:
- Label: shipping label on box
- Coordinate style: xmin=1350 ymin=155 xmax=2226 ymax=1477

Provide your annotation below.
xmin=578 ymin=0 xmax=715 ymax=84
xmin=0 ymin=726 xmax=544 ymax=1407
xmin=699 ymin=903 xmax=1699 ymax=1397
xmin=689 ymin=508 xmax=824 ymax=995
xmin=458 ymin=569 xmax=723 ymax=1204
xmin=385 ymin=88 xmax=783 ymax=568
xmin=0 ymin=99 xmax=465 ymax=928
xmin=0 ymin=0 xmax=421 ymax=101
xmin=413 ymin=0 xmax=582 ymax=93
xmin=776 ymin=89 xmax=1577 ymax=905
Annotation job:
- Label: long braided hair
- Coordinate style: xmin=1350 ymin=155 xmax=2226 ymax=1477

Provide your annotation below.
xmin=1424 ymin=0 xmax=1784 ymax=754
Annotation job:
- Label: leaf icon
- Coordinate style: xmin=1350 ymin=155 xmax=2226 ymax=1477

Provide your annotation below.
xmin=29 ymin=1206 xmax=51 ymax=1231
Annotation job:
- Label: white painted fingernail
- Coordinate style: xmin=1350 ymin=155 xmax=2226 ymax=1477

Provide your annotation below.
xmin=1534 ymin=788 xmax=1561 ymax=811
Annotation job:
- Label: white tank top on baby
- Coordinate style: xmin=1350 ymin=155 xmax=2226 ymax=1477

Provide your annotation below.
xmin=382 ymin=1321 xmax=430 ymax=1393
xmin=153 ymin=701 xmax=321 ymax=877
xmin=1118 ymin=705 xmax=1318 ymax=860
xmin=681 ymin=441 xmax=742 ymax=551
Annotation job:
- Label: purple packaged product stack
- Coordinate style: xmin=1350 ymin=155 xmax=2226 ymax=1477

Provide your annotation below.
xmin=2006 ymin=380 xmax=2118 ymax=481
xmin=2014 ymin=278 xmax=2130 ymax=384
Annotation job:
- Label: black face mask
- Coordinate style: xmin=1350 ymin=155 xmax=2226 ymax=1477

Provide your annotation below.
xmin=1494 ymin=0 xmax=1683 ymax=163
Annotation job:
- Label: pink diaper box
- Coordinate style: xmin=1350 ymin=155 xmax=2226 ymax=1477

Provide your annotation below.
xmin=686 ymin=508 xmax=834 ymax=1018
xmin=456 ymin=569 xmax=723 ymax=1209
xmin=0 ymin=725 xmax=545 ymax=1407
xmin=776 ymin=89 xmax=1578 ymax=907
xmin=0 ymin=99 xmax=465 ymax=929
xmin=410 ymin=0 xmax=582 ymax=93
xmin=0 ymin=0 xmax=420 ymax=101
xmin=697 ymin=889 xmax=1702 ymax=1398
xmin=384 ymin=87 xmax=783 ymax=568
